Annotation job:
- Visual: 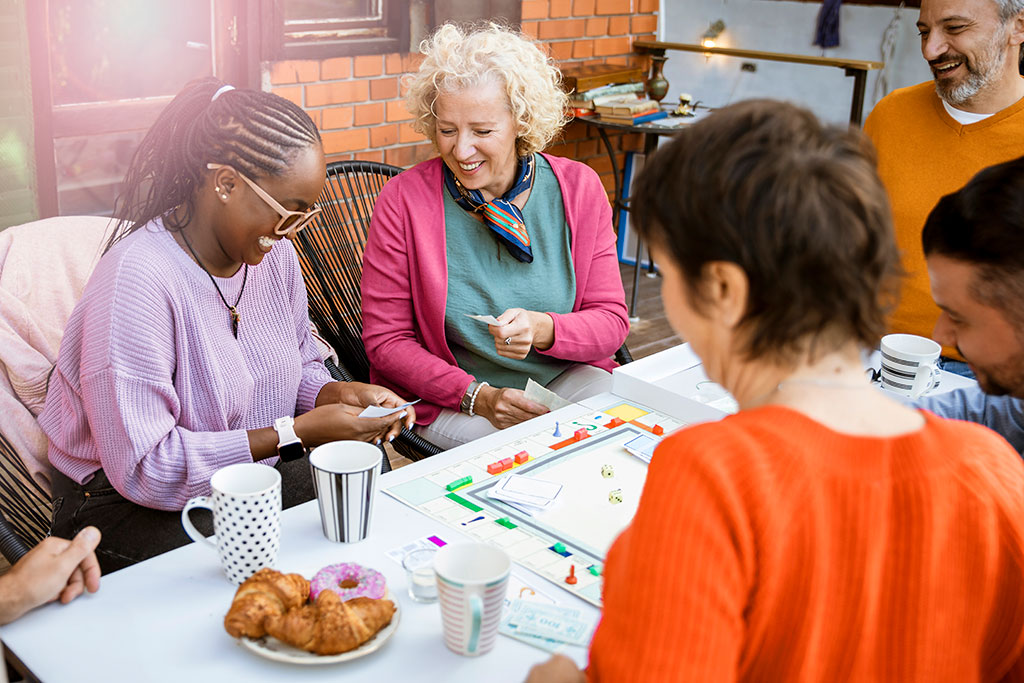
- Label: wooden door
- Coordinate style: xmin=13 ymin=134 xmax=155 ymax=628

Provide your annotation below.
xmin=27 ymin=0 xmax=259 ymax=217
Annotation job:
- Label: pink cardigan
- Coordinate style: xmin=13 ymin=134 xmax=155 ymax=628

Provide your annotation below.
xmin=361 ymin=155 xmax=629 ymax=425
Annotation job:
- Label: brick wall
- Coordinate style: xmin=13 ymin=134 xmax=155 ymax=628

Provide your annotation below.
xmin=268 ymin=0 xmax=658 ymax=198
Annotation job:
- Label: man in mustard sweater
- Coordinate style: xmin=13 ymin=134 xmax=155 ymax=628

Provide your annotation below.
xmin=864 ymin=0 xmax=1024 ymax=369
xmin=915 ymin=156 xmax=1024 ymax=454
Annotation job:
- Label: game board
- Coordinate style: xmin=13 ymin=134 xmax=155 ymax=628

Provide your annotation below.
xmin=384 ymin=400 xmax=687 ymax=607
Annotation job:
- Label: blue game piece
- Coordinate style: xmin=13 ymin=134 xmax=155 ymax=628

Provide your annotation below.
xmin=552 ymin=421 xmax=561 ymax=437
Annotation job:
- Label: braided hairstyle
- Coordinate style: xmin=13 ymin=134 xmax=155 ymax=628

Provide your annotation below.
xmin=106 ymin=77 xmax=321 ymax=251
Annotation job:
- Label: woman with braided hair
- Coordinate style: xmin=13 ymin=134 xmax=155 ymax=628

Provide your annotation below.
xmin=40 ymin=79 xmax=414 ymax=572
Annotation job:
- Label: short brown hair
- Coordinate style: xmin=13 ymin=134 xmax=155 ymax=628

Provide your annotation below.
xmin=633 ymin=99 xmax=900 ymax=362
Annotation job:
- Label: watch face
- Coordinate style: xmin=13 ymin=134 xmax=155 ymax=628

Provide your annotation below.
xmin=278 ymin=442 xmax=305 ymax=462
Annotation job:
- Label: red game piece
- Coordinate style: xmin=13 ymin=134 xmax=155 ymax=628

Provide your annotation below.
xmin=653 ymin=424 xmax=664 ymax=436
xmin=606 ymin=417 xmax=625 ymax=428
xmin=565 ymin=565 xmax=578 ymax=585
xmin=573 ymin=428 xmax=589 ymax=441
xmin=513 ymin=450 xmax=530 ymax=464
xmin=487 ymin=462 xmax=503 ymax=475
xmin=498 ymin=457 xmax=514 ymax=471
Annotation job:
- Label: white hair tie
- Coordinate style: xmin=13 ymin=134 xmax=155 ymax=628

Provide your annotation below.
xmin=211 ymin=85 xmax=235 ymax=102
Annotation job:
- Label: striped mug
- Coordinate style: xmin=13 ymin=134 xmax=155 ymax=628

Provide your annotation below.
xmin=435 ymin=543 xmax=511 ymax=656
xmin=309 ymin=441 xmax=382 ymax=543
xmin=879 ymin=334 xmax=941 ymax=398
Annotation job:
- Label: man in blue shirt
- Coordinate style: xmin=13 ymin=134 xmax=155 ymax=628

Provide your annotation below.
xmin=916 ymin=155 xmax=1024 ymax=454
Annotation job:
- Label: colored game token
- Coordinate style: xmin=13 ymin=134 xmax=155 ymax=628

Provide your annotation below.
xmin=588 ymin=565 xmax=602 ymax=576
xmin=573 ymin=428 xmax=589 ymax=441
xmin=552 ymin=421 xmax=561 ymax=437
xmin=552 ymin=542 xmax=567 ymax=554
xmin=445 ymin=475 xmax=473 ymax=491
xmin=487 ymin=462 xmax=504 ymax=475
xmin=653 ymin=424 xmax=664 ymax=436
xmin=513 ymin=450 xmax=530 ymax=464
xmin=565 ymin=565 xmax=578 ymax=585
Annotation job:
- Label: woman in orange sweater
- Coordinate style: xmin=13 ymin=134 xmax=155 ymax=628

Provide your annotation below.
xmin=527 ymin=100 xmax=1024 ymax=682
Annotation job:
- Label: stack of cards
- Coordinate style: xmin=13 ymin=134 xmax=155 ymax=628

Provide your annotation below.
xmin=504 ymin=599 xmax=597 ymax=648
xmin=623 ymin=433 xmax=658 ymax=464
xmin=487 ymin=474 xmax=562 ymax=516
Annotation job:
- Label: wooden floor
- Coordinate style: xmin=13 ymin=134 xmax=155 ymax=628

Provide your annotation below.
xmin=388 ymin=262 xmax=677 ymax=469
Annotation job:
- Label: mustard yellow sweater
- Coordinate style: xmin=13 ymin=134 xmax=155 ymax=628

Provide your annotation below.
xmin=864 ymin=81 xmax=1024 ymax=357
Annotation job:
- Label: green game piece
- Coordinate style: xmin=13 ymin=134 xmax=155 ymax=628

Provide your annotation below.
xmin=495 ymin=517 xmax=517 ymax=529
xmin=552 ymin=542 xmax=567 ymax=554
xmin=445 ymin=475 xmax=472 ymax=491
xmin=445 ymin=492 xmax=483 ymax=512
xmin=588 ymin=565 xmax=602 ymax=576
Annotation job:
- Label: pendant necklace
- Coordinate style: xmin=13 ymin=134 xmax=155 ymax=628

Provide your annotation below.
xmin=179 ymin=230 xmax=248 ymax=338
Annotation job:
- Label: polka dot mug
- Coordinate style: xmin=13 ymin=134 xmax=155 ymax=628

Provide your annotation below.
xmin=180 ymin=463 xmax=282 ymax=584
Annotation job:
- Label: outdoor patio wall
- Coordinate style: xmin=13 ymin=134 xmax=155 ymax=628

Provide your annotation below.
xmin=265 ymin=0 xmax=659 ymax=199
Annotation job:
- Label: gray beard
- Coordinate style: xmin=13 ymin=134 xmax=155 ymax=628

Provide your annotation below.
xmin=937 ymin=72 xmax=987 ymax=107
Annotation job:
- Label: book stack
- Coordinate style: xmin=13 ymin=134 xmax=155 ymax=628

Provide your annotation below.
xmin=561 ymin=63 xmax=644 ymax=117
xmin=593 ymin=97 xmax=668 ymax=125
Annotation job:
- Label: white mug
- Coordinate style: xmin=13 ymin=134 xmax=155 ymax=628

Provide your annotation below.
xmin=879 ymin=333 xmax=942 ymax=398
xmin=181 ymin=463 xmax=282 ymax=584
xmin=435 ymin=543 xmax=510 ymax=656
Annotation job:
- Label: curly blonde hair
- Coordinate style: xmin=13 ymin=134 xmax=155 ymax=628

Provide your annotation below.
xmin=405 ymin=23 xmax=570 ymax=157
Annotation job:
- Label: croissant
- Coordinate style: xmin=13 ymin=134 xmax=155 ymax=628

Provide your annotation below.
xmin=265 ymin=590 xmax=396 ymax=655
xmin=224 ymin=568 xmax=311 ymax=639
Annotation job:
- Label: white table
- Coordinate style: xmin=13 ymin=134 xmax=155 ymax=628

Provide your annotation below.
xmin=1 ymin=346 xmax=979 ymax=682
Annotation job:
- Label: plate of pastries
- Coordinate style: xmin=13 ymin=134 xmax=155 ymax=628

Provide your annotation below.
xmin=224 ymin=565 xmax=399 ymax=664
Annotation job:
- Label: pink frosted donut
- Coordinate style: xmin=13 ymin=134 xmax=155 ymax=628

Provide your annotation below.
xmin=310 ymin=562 xmax=387 ymax=601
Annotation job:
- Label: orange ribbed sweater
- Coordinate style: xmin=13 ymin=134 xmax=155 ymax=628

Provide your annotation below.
xmin=587 ymin=406 xmax=1024 ymax=682
xmin=864 ymin=82 xmax=1024 ymax=358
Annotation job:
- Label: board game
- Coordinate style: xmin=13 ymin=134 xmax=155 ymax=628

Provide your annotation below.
xmin=384 ymin=400 xmax=687 ymax=607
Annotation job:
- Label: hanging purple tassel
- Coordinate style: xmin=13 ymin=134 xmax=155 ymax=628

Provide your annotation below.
xmin=814 ymin=0 xmax=842 ymax=49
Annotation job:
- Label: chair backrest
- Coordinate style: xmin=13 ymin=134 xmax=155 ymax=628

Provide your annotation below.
xmin=293 ymin=160 xmax=404 ymax=383
xmin=0 ymin=431 xmax=48 ymax=565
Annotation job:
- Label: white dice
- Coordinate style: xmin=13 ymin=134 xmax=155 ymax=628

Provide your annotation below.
xmin=601 ymin=464 xmax=614 ymax=478
xmin=608 ymin=489 xmax=623 ymax=504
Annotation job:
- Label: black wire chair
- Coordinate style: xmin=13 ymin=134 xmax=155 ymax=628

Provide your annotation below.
xmin=0 ymin=431 xmax=50 ymax=565
xmin=295 ymin=161 xmax=443 ymax=462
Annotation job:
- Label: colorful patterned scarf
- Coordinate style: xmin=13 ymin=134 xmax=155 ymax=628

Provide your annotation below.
xmin=442 ymin=154 xmax=536 ymax=263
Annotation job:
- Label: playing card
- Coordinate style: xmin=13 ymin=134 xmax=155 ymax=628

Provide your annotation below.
xmin=465 ymin=313 xmax=502 ymax=325
xmin=524 ymin=378 xmax=571 ymax=411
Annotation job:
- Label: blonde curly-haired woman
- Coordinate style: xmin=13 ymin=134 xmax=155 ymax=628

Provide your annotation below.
xmin=361 ymin=23 xmax=629 ymax=449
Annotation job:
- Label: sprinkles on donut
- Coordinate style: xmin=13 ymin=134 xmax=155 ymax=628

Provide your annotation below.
xmin=310 ymin=562 xmax=387 ymax=601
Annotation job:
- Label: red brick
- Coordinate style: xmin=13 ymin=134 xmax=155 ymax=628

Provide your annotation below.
xmin=599 ymin=172 xmax=615 ymax=194
xmin=573 ymin=0 xmax=596 ymax=16
xmin=354 ymin=150 xmax=384 ymax=163
xmin=585 ymin=17 xmax=608 ymax=36
xmin=549 ymin=0 xmax=571 ymax=17
xmin=545 ymin=142 xmax=576 ymax=157
xmin=411 ymin=143 xmax=436 ymax=165
xmin=592 ymin=36 xmax=631 ymax=56
xmin=271 ymin=86 xmax=302 ymax=108
xmin=355 ymin=102 xmax=386 ymax=126
xmin=595 ymin=0 xmax=630 ymax=14
xmin=306 ymin=81 xmax=368 ymax=107
xmin=370 ymin=124 xmax=400 ymax=147
xmin=521 ymin=21 xmax=540 ymax=39
xmin=322 ymin=128 xmax=369 ymax=155
xmin=399 ymin=122 xmax=427 ymax=143
xmin=577 ymin=138 xmax=599 ymax=157
xmin=631 ymin=14 xmax=658 ymax=34
xmin=385 ymin=53 xmax=403 ymax=75
xmin=322 ymin=106 xmax=354 ymax=130
xmin=522 ymin=0 xmax=549 ymax=19
xmin=386 ymin=99 xmax=414 ymax=122
xmin=604 ymin=56 xmax=629 ymax=66
xmin=563 ymin=120 xmax=589 ymax=141
xmin=548 ymin=41 xmax=574 ymax=61
xmin=608 ymin=15 xmax=630 ymax=35
xmin=637 ymin=0 xmax=657 ymax=12
xmin=385 ymin=145 xmax=415 ymax=168
xmin=307 ymin=109 xmax=323 ymax=129
xmin=354 ymin=55 xmax=383 ymax=78
xmin=402 ymin=53 xmax=425 ymax=72
xmin=538 ymin=18 xmax=586 ymax=40
xmin=321 ymin=57 xmax=351 ymax=80
xmin=270 ymin=60 xmax=319 ymax=85
xmin=370 ymin=77 xmax=399 ymax=101
xmin=572 ymin=40 xmax=594 ymax=59
xmin=587 ymin=154 xmax=614 ymax=175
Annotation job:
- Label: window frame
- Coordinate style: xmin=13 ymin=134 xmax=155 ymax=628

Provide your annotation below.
xmin=263 ymin=0 xmax=409 ymax=59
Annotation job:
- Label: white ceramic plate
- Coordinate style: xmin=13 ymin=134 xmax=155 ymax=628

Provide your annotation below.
xmin=238 ymin=600 xmax=401 ymax=665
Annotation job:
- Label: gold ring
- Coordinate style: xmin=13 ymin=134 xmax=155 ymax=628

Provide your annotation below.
xmin=504 ymin=337 xmax=512 ymax=345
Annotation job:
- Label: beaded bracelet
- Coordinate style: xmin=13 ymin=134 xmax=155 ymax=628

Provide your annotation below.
xmin=468 ymin=381 xmax=489 ymax=417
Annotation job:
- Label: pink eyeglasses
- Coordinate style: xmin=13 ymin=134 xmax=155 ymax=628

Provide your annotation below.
xmin=207 ymin=163 xmax=322 ymax=236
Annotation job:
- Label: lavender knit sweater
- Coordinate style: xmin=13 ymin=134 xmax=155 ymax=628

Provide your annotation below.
xmin=39 ymin=220 xmax=332 ymax=510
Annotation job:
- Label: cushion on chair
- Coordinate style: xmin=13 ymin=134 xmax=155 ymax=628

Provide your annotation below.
xmin=0 ymin=215 xmax=112 ymax=493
